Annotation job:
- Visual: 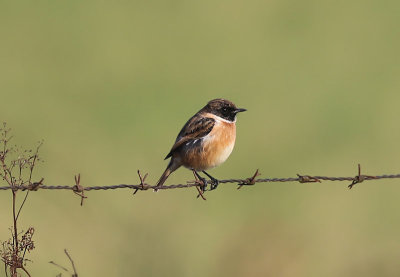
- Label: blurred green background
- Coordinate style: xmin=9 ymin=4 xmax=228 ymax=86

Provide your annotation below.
xmin=1 ymin=0 xmax=400 ymax=276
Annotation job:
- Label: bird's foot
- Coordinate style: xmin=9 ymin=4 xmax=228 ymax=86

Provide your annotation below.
xmin=192 ymin=170 xmax=208 ymax=193
xmin=209 ymin=177 xmax=219 ymax=190
xmin=202 ymin=171 xmax=219 ymax=190
xmin=198 ymin=176 xmax=208 ymax=192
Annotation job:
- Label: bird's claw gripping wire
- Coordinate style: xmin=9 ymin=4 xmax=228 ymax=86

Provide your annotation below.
xmin=192 ymin=170 xmax=207 ymax=200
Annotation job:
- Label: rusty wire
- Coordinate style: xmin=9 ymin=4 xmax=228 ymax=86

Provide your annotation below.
xmin=0 ymin=165 xmax=399 ymax=193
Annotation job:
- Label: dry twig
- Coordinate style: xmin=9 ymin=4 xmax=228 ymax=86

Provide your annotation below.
xmin=49 ymin=249 xmax=78 ymax=277
xmin=0 ymin=123 xmax=41 ymax=277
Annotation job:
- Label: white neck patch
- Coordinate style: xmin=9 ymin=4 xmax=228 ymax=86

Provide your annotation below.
xmin=205 ymin=113 xmax=236 ymax=124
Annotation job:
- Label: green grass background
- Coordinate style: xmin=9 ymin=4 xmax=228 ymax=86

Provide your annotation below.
xmin=1 ymin=1 xmax=400 ymax=276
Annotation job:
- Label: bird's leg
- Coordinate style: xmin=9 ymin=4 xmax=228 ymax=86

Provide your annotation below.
xmin=193 ymin=170 xmax=208 ymax=192
xmin=202 ymin=171 xmax=219 ymax=190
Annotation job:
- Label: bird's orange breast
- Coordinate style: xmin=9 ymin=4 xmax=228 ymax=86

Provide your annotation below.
xmin=180 ymin=118 xmax=236 ymax=171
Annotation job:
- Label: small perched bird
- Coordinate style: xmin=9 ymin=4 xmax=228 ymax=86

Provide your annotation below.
xmin=155 ymin=98 xmax=246 ymax=191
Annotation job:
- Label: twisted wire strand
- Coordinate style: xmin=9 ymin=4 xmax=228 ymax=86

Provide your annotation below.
xmin=1 ymin=173 xmax=400 ymax=192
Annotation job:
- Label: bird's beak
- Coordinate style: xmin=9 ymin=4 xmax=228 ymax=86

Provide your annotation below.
xmin=234 ymin=108 xmax=247 ymax=114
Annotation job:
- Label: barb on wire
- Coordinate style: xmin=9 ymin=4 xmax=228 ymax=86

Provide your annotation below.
xmin=133 ymin=170 xmax=149 ymax=195
xmin=27 ymin=178 xmax=44 ymax=191
xmin=72 ymin=174 xmax=86 ymax=206
xmin=237 ymin=169 xmax=260 ymax=189
xmin=348 ymin=164 xmax=377 ymax=189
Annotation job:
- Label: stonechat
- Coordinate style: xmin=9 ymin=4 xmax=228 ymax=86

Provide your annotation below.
xmin=155 ymin=98 xmax=246 ymax=191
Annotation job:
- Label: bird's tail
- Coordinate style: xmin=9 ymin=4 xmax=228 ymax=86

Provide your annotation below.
xmin=155 ymin=159 xmax=180 ymax=191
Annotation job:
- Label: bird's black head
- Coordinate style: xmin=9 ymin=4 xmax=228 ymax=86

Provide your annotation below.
xmin=202 ymin=99 xmax=246 ymax=122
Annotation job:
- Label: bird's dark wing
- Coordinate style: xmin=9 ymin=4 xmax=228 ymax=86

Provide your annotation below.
xmin=164 ymin=115 xmax=215 ymax=159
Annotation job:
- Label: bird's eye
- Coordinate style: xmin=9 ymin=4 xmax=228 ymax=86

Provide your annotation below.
xmin=222 ymin=107 xmax=228 ymax=112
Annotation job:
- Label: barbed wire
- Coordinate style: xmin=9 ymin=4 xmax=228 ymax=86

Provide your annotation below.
xmin=1 ymin=165 xmax=399 ymax=194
